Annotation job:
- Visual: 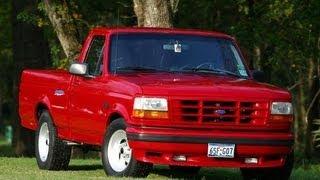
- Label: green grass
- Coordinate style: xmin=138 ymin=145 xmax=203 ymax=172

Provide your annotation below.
xmin=1 ymin=138 xmax=320 ymax=179
xmin=1 ymin=157 xmax=320 ymax=180
xmin=0 ymin=157 xmax=242 ymax=180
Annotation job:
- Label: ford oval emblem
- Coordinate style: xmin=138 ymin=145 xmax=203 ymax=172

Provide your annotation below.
xmin=214 ymin=109 xmax=226 ymax=115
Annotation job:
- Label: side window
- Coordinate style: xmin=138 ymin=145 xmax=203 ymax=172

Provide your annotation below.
xmin=84 ymin=36 xmax=105 ymax=76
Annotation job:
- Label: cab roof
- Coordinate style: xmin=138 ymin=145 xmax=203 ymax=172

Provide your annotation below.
xmin=90 ymin=27 xmax=234 ymax=40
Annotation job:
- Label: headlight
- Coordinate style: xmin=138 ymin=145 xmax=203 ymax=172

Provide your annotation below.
xmin=132 ymin=97 xmax=168 ymax=119
xmin=271 ymin=102 xmax=293 ymax=115
xmin=133 ymin=97 xmax=168 ymax=111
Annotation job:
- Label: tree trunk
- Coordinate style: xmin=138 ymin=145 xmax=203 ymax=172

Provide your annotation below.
xmin=295 ymin=77 xmax=307 ymax=151
xmin=133 ymin=0 xmax=178 ymax=28
xmin=305 ymin=77 xmax=319 ymax=158
xmin=12 ymin=0 xmax=51 ymax=156
xmin=43 ymin=0 xmax=81 ymax=60
xmin=304 ymin=55 xmax=320 ymax=158
xmin=260 ymin=45 xmax=274 ymax=82
xmin=246 ymin=0 xmax=257 ymax=69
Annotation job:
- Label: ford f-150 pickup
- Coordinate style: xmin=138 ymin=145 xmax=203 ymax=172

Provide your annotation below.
xmin=19 ymin=27 xmax=294 ymax=179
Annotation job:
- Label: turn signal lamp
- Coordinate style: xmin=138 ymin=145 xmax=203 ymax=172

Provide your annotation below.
xmin=132 ymin=97 xmax=168 ymax=119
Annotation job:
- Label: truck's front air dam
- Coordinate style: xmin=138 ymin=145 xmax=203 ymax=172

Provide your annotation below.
xmin=126 ymin=126 xmax=293 ymax=168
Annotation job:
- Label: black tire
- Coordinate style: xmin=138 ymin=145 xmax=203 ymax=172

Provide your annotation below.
xmin=241 ymin=152 xmax=294 ymax=180
xmin=35 ymin=110 xmax=71 ymax=170
xmin=102 ymin=118 xmax=152 ymax=177
xmin=169 ymin=165 xmax=201 ymax=175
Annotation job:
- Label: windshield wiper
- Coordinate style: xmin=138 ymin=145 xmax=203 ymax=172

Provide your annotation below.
xmin=211 ymin=68 xmax=244 ymax=78
xmin=183 ymin=67 xmax=244 ymax=78
xmin=116 ymin=66 xmax=165 ymax=72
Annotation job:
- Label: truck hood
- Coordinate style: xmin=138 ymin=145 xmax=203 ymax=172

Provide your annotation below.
xmin=116 ymin=73 xmax=291 ymax=101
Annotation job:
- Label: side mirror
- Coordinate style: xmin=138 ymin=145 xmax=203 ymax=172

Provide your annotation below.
xmin=69 ymin=63 xmax=87 ymax=75
xmin=252 ymin=70 xmax=266 ymax=82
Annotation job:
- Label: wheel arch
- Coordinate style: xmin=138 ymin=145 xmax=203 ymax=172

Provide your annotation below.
xmin=34 ymin=99 xmax=51 ymax=127
xmin=108 ymin=112 xmax=123 ymax=124
xmin=106 ymin=103 xmax=131 ymax=128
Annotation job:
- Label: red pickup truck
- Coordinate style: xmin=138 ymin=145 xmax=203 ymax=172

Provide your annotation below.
xmin=19 ymin=27 xmax=294 ymax=179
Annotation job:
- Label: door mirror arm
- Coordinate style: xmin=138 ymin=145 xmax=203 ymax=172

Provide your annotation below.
xmin=251 ymin=70 xmax=266 ymax=83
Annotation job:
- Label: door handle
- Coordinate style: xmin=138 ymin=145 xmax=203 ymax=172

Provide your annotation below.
xmin=54 ymin=89 xmax=65 ymax=96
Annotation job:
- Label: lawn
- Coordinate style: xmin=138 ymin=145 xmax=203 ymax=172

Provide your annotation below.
xmin=1 ymin=138 xmax=320 ymax=179
xmin=0 ymin=157 xmax=246 ymax=180
xmin=3 ymin=158 xmax=320 ymax=180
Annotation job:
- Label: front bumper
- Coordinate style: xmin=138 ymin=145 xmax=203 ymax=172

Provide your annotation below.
xmin=126 ymin=126 xmax=293 ymax=168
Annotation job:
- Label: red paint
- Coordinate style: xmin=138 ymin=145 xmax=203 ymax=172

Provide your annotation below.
xmin=19 ymin=27 xmax=293 ymax=168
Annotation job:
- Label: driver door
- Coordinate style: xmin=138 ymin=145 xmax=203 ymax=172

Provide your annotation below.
xmin=68 ymin=35 xmax=109 ymax=144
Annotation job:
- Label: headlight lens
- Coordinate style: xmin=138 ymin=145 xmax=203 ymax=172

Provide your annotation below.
xmin=133 ymin=97 xmax=168 ymax=111
xmin=133 ymin=97 xmax=168 ymax=119
xmin=271 ymin=102 xmax=293 ymax=115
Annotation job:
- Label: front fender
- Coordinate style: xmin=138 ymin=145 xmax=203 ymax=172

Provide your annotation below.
xmin=109 ymin=103 xmax=131 ymax=124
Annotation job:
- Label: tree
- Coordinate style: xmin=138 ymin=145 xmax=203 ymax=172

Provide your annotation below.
xmin=133 ymin=0 xmax=179 ymax=27
xmin=12 ymin=0 xmax=51 ymax=155
xmin=0 ymin=0 xmax=13 ymax=135
xmin=43 ymin=0 xmax=81 ymax=61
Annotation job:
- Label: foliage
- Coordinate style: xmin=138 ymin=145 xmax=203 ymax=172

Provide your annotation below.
xmin=14 ymin=0 xmax=135 ymax=69
xmin=0 ymin=0 xmax=13 ymax=130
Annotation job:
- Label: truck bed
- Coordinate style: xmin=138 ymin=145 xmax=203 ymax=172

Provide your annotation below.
xmin=19 ymin=69 xmax=72 ymax=130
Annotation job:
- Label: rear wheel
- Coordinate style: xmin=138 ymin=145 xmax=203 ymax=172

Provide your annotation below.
xmin=241 ymin=152 xmax=294 ymax=180
xmin=102 ymin=118 xmax=152 ymax=177
xmin=35 ymin=110 xmax=71 ymax=170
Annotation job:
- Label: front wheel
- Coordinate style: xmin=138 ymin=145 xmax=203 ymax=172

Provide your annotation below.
xmin=241 ymin=152 xmax=294 ymax=180
xmin=102 ymin=118 xmax=152 ymax=177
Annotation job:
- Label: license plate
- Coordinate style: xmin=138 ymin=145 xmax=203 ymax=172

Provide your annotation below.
xmin=208 ymin=143 xmax=235 ymax=158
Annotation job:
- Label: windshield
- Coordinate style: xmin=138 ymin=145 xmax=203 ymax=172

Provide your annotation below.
xmin=109 ymin=33 xmax=249 ymax=78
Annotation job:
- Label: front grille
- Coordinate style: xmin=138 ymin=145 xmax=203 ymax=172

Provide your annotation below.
xmin=173 ymin=100 xmax=268 ymax=124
